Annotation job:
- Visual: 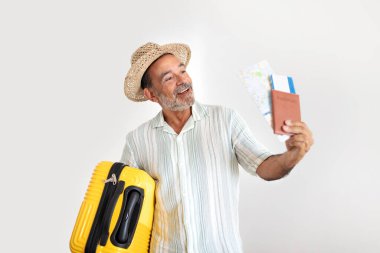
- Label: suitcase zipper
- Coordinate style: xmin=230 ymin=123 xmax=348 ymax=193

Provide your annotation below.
xmin=104 ymin=173 xmax=117 ymax=185
xmin=99 ymin=180 xmax=125 ymax=246
xmin=85 ymin=162 xmax=125 ymax=253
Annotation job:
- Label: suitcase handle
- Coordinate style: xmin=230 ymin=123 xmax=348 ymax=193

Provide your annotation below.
xmin=115 ymin=190 xmax=140 ymax=244
xmin=110 ymin=186 xmax=144 ymax=248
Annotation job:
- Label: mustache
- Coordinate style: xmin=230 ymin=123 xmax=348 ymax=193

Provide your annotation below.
xmin=174 ymin=83 xmax=192 ymax=96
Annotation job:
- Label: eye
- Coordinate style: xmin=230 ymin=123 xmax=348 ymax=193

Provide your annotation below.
xmin=164 ymin=76 xmax=173 ymax=82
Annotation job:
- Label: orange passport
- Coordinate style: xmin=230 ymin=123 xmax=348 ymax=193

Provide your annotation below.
xmin=271 ymin=89 xmax=301 ymax=135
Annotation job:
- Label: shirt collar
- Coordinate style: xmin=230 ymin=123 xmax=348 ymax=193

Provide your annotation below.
xmin=192 ymin=101 xmax=208 ymax=122
xmin=152 ymin=101 xmax=208 ymax=129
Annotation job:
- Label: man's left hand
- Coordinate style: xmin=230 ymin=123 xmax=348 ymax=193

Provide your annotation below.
xmin=282 ymin=120 xmax=314 ymax=168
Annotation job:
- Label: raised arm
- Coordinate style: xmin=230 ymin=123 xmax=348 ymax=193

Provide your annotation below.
xmin=256 ymin=120 xmax=314 ymax=180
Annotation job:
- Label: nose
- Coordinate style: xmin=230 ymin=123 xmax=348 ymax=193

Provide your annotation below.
xmin=175 ymin=72 xmax=187 ymax=86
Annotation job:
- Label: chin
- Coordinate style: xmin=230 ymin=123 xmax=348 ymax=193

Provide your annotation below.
xmin=169 ymin=99 xmax=194 ymax=111
xmin=159 ymin=92 xmax=195 ymax=111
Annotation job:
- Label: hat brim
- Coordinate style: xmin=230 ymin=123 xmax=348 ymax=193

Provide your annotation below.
xmin=124 ymin=43 xmax=191 ymax=102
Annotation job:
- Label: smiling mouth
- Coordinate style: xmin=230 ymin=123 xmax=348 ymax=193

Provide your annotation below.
xmin=177 ymin=87 xmax=191 ymax=95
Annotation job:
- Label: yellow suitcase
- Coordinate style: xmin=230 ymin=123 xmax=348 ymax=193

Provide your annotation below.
xmin=70 ymin=161 xmax=155 ymax=253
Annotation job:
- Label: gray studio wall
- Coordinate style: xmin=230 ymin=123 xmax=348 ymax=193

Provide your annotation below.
xmin=1 ymin=0 xmax=379 ymax=252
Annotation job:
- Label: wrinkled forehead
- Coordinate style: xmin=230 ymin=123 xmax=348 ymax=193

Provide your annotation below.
xmin=148 ymin=54 xmax=184 ymax=76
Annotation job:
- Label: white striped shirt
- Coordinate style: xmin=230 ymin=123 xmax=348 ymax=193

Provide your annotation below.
xmin=120 ymin=102 xmax=272 ymax=253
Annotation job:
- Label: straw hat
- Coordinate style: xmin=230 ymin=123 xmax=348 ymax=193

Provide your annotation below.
xmin=124 ymin=42 xmax=191 ymax=102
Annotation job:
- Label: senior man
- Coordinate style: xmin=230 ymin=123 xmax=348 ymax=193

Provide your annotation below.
xmin=121 ymin=42 xmax=313 ymax=253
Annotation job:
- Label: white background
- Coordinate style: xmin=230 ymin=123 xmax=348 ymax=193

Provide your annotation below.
xmin=1 ymin=0 xmax=379 ymax=252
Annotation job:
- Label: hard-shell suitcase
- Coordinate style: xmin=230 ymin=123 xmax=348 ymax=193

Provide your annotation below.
xmin=70 ymin=161 xmax=155 ymax=253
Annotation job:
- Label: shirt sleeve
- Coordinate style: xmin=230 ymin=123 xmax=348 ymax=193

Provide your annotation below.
xmin=230 ymin=109 xmax=273 ymax=176
xmin=120 ymin=133 xmax=139 ymax=168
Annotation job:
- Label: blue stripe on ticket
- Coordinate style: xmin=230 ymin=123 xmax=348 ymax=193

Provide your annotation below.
xmin=270 ymin=75 xmax=275 ymax=90
xmin=287 ymin=76 xmax=296 ymax=94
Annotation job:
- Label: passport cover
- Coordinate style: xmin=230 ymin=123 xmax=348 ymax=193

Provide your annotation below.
xmin=271 ymin=89 xmax=301 ymax=135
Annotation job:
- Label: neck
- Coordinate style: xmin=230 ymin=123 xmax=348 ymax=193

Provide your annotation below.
xmin=162 ymin=107 xmax=192 ymax=134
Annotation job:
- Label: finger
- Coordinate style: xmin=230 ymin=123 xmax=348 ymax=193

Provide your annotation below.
xmin=286 ymin=137 xmax=304 ymax=147
xmin=288 ymin=141 xmax=307 ymax=153
xmin=286 ymin=138 xmax=310 ymax=152
xmin=285 ymin=120 xmax=313 ymax=138
xmin=285 ymin=120 xmax=304 ymax=126
xmin=289 ymin=141 xmax=310 ymax=154
xmin=288 ymin=134 xmax=307 ymax=142
xmin=282 ymin=124 xmax=307 ymax=135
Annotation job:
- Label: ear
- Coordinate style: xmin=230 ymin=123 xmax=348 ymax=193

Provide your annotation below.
xmin=143 ymin=88 xmax=159 ymax=103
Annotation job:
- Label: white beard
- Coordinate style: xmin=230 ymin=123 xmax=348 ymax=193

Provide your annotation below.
xmin=155 ymin=83 xmax=195 ymax=111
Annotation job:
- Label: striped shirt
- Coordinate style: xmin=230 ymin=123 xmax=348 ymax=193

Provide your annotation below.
xmin=120 ymin=102 xmax=272 ymax=253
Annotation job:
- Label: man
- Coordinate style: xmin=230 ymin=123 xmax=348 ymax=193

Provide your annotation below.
xmin=121 ymin=42 xmax=313 ymax=253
